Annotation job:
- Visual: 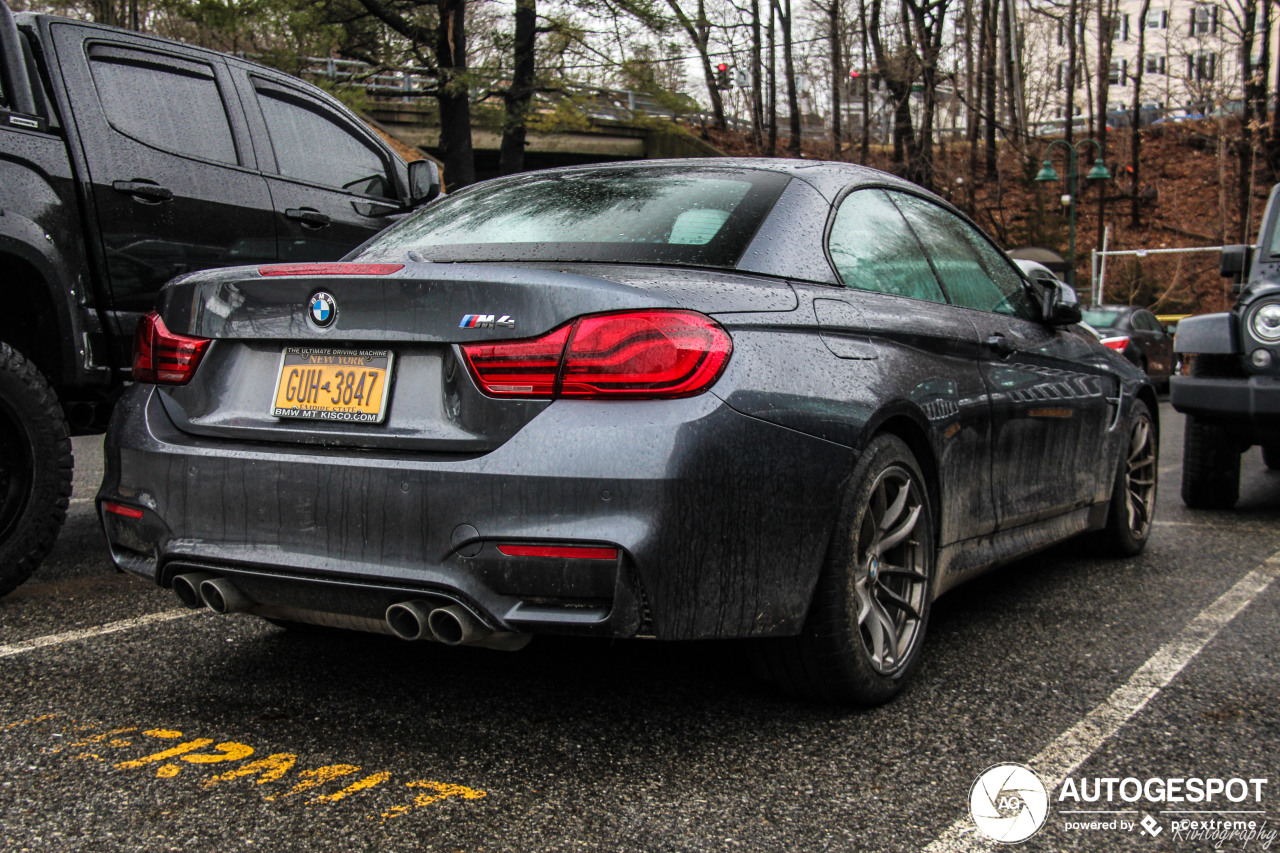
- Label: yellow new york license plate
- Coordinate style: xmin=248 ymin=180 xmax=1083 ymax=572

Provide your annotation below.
xmin=271 ymin=347 xmax=393 ymax=423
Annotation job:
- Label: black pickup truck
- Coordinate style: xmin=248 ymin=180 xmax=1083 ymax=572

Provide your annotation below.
xmin=0 ymin=2 xmax=439 ymax=595
xmin=1171 ymin=183 xmax=1280 ymax=508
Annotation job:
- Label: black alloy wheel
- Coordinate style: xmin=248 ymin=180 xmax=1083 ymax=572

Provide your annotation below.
xmin=1104 ymin=400 xmax=1157 ymax=555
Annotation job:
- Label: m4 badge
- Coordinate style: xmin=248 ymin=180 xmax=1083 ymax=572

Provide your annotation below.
xmin=459 ymin=314 xmax=515 ymax=329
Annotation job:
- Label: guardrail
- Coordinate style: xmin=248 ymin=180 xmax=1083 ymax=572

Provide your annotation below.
xmin=286 ymin=55 xmax=693 ymax=122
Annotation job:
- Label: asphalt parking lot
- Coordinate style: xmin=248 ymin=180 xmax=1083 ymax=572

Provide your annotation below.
xmin=2 ymin=400 xmax=1276 ymax=852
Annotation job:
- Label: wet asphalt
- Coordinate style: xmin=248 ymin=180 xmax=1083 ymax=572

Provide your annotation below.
xmin=1 ymin=400 xmax=1277 ymax=853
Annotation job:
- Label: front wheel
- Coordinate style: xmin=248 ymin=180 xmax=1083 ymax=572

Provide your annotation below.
xmin=1181 ymin=416 xmax=1240 ymax=509
xmin=0 ymin=343 xmax=73 ymax=596
xmin=1102 ymin=400 xmax=1157 ymax=556
xmin=754 ymin=434 xmax=935 ymax=706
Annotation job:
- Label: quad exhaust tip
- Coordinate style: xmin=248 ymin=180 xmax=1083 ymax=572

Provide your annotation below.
xmin=385 ymin=600 xmax=530 ymax=651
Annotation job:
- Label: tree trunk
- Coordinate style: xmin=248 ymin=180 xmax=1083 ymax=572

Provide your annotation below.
xmin=751 ymin=0 xmax=765 ymax=151
xmin=775 ymin=0 xmax=802 ymax=155
xmin=828 ymin=0 xmax=843 ymax=158
xmin=1094 ymin=0 xmax=1115 ymax=258
xmin=768 ymin=1 xmax=778 ymax=154
xmin=436 ymin=0 xmax=475 ymax=188
xmin=1130 ymin=0 xmax=1151 ymax=227
xmin=983 ymin=0 xmax=998 ymax=177
xmin=499 ymin=0 xmax=536 ymax=175
xmin=1066 ymin=0 xmax=1077 ymax=147
xmin=858 ymin=0 xmax=871 ymax=163
xmin=1239 ymin=0 xmax=1259 ymax=241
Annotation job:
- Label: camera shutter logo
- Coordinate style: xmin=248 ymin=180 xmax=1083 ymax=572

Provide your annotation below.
xmin=969 ymin=763 xmax=1050 ymax=843
xmin=309 ymin=292 xmax=337 ymax=328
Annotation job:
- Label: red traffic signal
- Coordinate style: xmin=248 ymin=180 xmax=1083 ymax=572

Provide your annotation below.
xmin=717 ymin=63 xmax=728 ymax=72
xmin=850 ymin=70 xmax=859 ymax=78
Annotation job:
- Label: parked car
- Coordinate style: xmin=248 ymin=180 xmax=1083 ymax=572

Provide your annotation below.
xmin=1080 ymin=304 xmax=1176 ymax=387
xmin=98 ymin=160 xmax=1158 ymax=705
xmin=0 ymin=0 xmax=438 ymax=597
xmin=1172 ymin=182 xmax=1280 ymax=508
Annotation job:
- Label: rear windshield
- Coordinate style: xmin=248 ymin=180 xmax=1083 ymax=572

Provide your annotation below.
xmin=1082 ymin=309 xmax=1124 ymax=329
xmin=355 ymin=166 xmax=790 ymax=268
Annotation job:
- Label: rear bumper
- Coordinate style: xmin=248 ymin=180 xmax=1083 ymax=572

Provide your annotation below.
xmin=1170 ymin=375 xmax=1280 ymax=439
xmin=99 ymin=384 xmax=850 ymax=641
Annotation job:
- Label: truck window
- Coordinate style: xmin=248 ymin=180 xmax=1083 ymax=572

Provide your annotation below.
xmin=253 ymin=83 xmax=392 ymax=199
xmin=87 ymin=46 xmax=237 ymax=165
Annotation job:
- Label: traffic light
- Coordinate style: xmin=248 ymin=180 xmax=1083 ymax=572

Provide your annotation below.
xmin=716 ymin=62 xmax=732 ymax=90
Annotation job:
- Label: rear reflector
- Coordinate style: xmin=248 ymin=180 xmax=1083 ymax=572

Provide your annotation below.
xmin=133 ymin=312 xmax=210 ymax=385
xmin=258 ymin=263 xmax=404 ymax=276
xmin=462 ymin=310 xmax=732 ymax=399
xmin=103 ymin=501 xmax=145 ymax=519
xmin=1100 ymin=336 xmax=1130 ymax=352
xmin=497 ymin=544 xmax=619 ymax=560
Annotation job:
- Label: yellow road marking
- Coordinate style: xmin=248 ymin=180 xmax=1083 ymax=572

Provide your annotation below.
xmin=381 ymin=780 xmax=487 ymax=821
xmin=312 ymin=772 xmax=392 ymax=804
xmin=116 ymin=739 xmax=214 ymax=769
xmin=203 ymin=753 xmax=298 ymax=787
xmin=267 ymin=765 xmax=361 ymax=801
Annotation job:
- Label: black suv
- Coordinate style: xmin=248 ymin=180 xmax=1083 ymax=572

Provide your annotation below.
xmin=1171 ymin=182 xmax=1280 ymax=508
xmin=0 ymin=1 xmax=439 ymax=595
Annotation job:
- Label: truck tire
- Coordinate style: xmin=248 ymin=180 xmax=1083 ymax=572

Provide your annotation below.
xmin=0 ymin=343 xmax=72 ymax=596
xmin=1180 ymin=354 xmax=1242 ymax=509
xmin=1181 ymin=417 xmax=1240 ymax=509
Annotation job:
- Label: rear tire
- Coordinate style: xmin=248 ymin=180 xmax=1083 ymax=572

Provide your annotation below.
xmin=0 ymin=343 xmax=73 ymax=597
xmin=1180 ymin=354 xmax=1242 ymax=509
xmin=1102 ymin=400 xmax=1157 ymax=556
xmin=753 ymin=434 xmax=935 ymax=706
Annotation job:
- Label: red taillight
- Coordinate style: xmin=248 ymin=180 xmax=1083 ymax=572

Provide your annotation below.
xmin=461 ymin=325 xmax=570 ymax=396
xmin=1100 ymin=336 xmax=1130 ymax=352
xmin=133 ymin=312 xmax=210 ymax=385
xmin=102 ymin=501 xmax=144 ymax=519
xmin=497 ymin=544 xmax=619 ymax=560
xmin=461 ymin=310 xmax=732 ymax=400
xmin=257 ymin=263 xmax=404 ymax=276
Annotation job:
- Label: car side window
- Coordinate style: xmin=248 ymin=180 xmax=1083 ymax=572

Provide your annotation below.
xmin=87 ymin=46 xmax=237 ymax=165
xmin=828 ymin=189 xmax=947 ymax=303
xmin=890 ymin=192 xmax=1039 ymax=321
xmin=253 ymin=83 xmax=392 ymax=199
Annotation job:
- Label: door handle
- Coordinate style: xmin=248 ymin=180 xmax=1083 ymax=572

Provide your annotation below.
xmin=286 ymin=208 xmax=331 ymax=228
xmin=112 ymin=180 xmax=173 ymax=202
xmin=987 ymin=334 xmax=1016 ymax=358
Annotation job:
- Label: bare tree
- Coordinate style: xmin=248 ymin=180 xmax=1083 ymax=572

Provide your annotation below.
xmin=773 ymin=0 xmax=801 ymax=154
xmin=1130 ymin=0 xmax=1152 ymax=227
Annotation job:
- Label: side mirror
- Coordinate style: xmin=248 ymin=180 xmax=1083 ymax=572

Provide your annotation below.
xmin=1043 ymin=279 xmax=1082 ymax=326
xmin=407 ymin=160 xmax=441 ymax=207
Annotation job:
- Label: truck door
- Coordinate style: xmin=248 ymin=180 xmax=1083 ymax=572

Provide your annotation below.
xmin=49 ymin=24 xmax=275 ymax=344
xmin=232 ymin=70 xmax=404 ymax=261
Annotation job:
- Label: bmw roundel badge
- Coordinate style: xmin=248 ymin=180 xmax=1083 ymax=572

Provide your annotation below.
xmin=309 ymin=291 xmax=337 ymax=328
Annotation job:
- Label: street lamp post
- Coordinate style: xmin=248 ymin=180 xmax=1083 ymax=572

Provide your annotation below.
xmin=1035 ymin=139 xmax=1111 ymax=296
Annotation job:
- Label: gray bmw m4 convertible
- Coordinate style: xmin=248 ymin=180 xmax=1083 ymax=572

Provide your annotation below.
xmin=99 ymin=159 xmax=1158 ymax=705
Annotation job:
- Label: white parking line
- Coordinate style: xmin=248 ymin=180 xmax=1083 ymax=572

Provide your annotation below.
xmin=0 ymin=610 xmax=200 ymax=659
xmin=923 ymin=551 xmax=1280 ymax=852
